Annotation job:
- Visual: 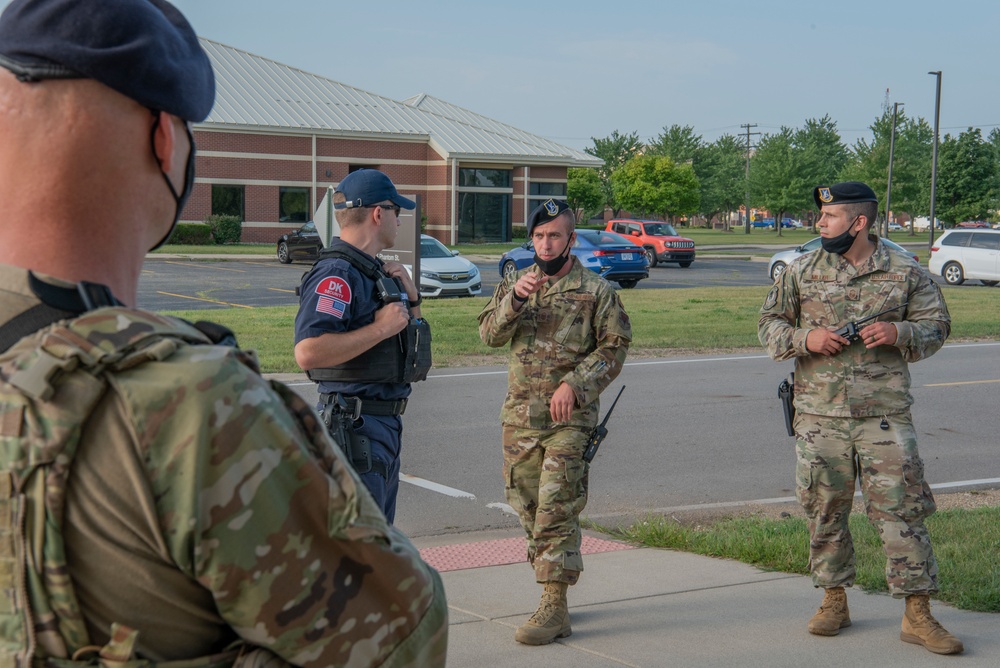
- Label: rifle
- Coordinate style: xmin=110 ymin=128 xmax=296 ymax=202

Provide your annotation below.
xmin=833 ymin=302 xmax=908 ymax=343
xmin=582 ymin=385 xmax=625 ymax=463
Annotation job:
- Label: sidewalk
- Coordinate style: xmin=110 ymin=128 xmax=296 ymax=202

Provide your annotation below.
xmin=415 ymin=528 xmax=998 ymax=667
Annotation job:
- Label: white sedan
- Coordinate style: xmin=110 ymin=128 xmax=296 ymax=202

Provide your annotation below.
xmin=768 ymin=237 xmax=919 ymax=282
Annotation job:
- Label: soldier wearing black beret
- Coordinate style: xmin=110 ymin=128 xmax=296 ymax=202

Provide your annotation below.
xmin=479 ymin=197 xmax=632 ymax=645
xmin=758 ymin=180 xmax=962 ymax=654
xmin=0 ymin=1 xmax=447 ymax=664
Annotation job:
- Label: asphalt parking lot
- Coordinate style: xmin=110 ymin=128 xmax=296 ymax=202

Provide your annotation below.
xmin=137 ymin=255 xmax=774 ymax=311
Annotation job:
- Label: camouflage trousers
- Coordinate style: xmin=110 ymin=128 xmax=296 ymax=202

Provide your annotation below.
xmin=502 ymin=424 xmax=589 ymax=585
xmin=795 ymin=411 xmax=938 ymax=597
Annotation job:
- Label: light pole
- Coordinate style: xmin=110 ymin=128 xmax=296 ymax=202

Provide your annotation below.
xmin=885 ymin=101 xmax=903 ymax=237
xmin=928 ymin=71 xmax=942 ymax=252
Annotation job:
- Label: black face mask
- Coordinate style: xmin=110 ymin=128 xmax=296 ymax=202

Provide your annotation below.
xmin=821 ymin=216 xmax=860 ymax=255
xmin=533 ymin=234 xmax=574 ymax=275
xmin=149 ymin=113 xmax=197 ymax=251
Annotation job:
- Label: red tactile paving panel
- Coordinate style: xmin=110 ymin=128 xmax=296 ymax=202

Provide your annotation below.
xmin=420 ymin=535 xmax=635 ymax=573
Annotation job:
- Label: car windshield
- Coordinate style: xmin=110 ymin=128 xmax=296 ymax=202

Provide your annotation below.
xmin=420 ymin=237 xmax=454 ymax=259
xmin=643 ymin=223 xmax=678 ymax=236
xmin=301 ymin=222 xmax=316 ymax=234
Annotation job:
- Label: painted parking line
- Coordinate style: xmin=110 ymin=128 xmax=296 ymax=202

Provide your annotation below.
xmin=399 ymin=473 xmax=476 ymax=499
xmin=925 ymin=378 xmax=1000 ymax=387
xmin=163 ymin=261 xmax=246 ymax=272
xmin=267 ymin=287 xmax=297 ymax=293
xmin=156 ymin=291 xmax=254 ymax=309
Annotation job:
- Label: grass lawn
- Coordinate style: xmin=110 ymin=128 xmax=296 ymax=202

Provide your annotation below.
xmin=162 ymin=285 xmax=1000 ymax=374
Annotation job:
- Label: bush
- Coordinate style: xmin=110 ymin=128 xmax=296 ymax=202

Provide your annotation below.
xmin=204 ymin=214 xmax=243 ymax=245
xmin=512 ymin=225 xmax=528 ymax=239
xmin=166 ymin=222 xmax=212 ymax=245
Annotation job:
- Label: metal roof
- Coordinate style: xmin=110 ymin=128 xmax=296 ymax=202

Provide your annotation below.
xmin=198 ymin=39 xmax=600 ymax=167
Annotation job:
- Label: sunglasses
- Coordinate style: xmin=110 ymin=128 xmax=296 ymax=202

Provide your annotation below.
xmin=369 ymin=204 xmax=401 ymax=216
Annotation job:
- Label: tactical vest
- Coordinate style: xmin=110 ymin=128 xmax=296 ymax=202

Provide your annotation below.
xmin=0 ymin=307 xmax=285 ymax=668
xmin=305 ymin=246 xmax=431 ymax=385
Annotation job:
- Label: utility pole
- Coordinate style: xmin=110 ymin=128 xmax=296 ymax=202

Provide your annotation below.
xmin=885 ymin=101 xmax=903 ymax=237
xmin=928 ymin=71 xmax=942 ymax=253
xmin=741 ymin=123 xmax=760 ymax=235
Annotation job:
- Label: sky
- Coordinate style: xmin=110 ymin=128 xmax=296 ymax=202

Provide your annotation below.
xmin=3 ymin=0 xmax=998 ymax=152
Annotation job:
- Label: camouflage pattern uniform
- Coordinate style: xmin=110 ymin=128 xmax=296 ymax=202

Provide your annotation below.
xmin=478 ymin=257 xmax=631 ymax=584
xmin=758 ymin=237 xmax=950 ymax=597
xmin=0 ymin=265 xmax=447 ymax=666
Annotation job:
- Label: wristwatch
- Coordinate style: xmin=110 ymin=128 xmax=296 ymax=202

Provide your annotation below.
xmin=409 ymin=294 xmax=422 ymax=307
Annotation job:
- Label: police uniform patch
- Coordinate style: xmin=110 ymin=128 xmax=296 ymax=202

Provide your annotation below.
xmin=763 ymin=285 xmax=778 ymax=310
xmin=818 ymin=187 xmax=833 ymax=203
xmin=544 ymin=199 xmax=559 ymax=216
xmin=315 ymin=276 xmax=351 ymax=318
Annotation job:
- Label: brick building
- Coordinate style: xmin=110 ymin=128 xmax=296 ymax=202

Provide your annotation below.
xmin=188 ymin=39 xmax=600 ymax=245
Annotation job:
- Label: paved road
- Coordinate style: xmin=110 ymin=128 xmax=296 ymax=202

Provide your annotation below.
xmin=137 ymin=256 xmax=773 ymax=311
xmin=281 ymin=343 xmax=1000 ymax=539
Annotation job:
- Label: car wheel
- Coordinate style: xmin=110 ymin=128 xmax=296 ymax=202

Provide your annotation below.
xmin=277 ymin=242 xmax=291 ymax=264
xmin=942 ymin=262 xmax=964 ymax=285
xmin=644 ymin=247 xmax=658 ymax=268
xmin=502 ymin=260 xmax=518 ymax=281
xmin=982 ymin=280 xmax=999 ymax=287
xmin=770 ymin=261 xmax=786 ymax=281
xmin=617 ymin=279 xmax=638 ymax=289
xmin=679 ymin=262 xmax=692 ymax=268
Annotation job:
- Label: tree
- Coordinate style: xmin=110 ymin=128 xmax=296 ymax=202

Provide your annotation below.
xmin=936 ymin=127 xmax=996 ymax=224
xmin=566 ymin=168 xmax=604 ymax=223
xmin=749 ymin=127 xmax=809 ymax=236
xmin=648 ymin=124 xmax=703 ymax=165
xmin=793 ymin=116 xmax=848 ymax=228
xmin=841 ymin=108 xmax=932 ymax=234
xmin=585 ymin=130 xmax=643 ymax=217
xmin=697 ymin=134 xmax=746 ymax=228
xmin=611 ymin=155 xmax=700 ymax=223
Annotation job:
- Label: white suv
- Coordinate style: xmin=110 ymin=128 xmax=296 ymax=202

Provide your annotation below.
xmin=928 ymin=229 xmax=1000 ymax=286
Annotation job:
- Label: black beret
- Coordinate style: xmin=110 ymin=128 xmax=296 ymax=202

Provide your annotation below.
xmin=527 ymin=199 xmax=571 ymax=235
xmin=814 ymin=181 xmax=878 ymax=209
xmin=0 ymin=0 xmax=215 ymax=122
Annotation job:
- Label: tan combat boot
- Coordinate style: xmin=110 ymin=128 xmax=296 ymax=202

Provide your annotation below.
xmin=900 ymin=594 xmax=964 ymax=655
xmin=807 ymin=587 xmax=851 ymax=636
xmin=514 ymin=582 xmax=571 ymax=645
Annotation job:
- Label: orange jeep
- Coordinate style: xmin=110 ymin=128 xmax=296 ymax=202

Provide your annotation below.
xmin=605 ymin=219 xmax=696 ymax=268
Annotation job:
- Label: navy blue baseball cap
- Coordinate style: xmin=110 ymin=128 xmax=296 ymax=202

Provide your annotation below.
xmin=527 ymin=199 xmax=571 ymax=235
xmin=814 ymin=181 xmax=878 ymax=209
xmin=0 ymin=0 xmax=215 ymax=122
xmin=334 ymin=169 xmax=416 ymax=210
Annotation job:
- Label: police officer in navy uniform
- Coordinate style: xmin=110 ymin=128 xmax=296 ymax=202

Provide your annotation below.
xmin=294 ymin=169 xmax=426 ymax=524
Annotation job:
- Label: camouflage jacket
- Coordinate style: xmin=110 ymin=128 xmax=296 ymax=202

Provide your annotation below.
xmin=758 ymin=237 xmax=950 ymax=418
xmin=478 ymin=257 xmax=631 ymax=430
xmin=0 ymin=301 xmax=446 ymax=666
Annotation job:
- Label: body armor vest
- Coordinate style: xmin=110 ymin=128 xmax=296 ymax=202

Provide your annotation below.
xmin=305 ymin=246 xmax=431 ymax=385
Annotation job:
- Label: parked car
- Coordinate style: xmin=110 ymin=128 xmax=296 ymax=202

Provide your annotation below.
xmin=768 ymin=237 xmax=920 ymax=282
xmin=887 ymin=222 xmax=903 ymax=232
xmin=276 ymin=220 xmax=321 ymax=264
xmin=417 ymin=235 xmax=482 ymax=297
xmin=604 ymin=219 xmax=695 ymax=268
xmin=956 ymin=221 xmax=990 ymax=229
xmin=928 ymin=229 xmax=1000 ymax=286
xmin=499 ymin=229 xmax=649 ymax=288
xmin=276 ymin=226 xmax=480 ymax=297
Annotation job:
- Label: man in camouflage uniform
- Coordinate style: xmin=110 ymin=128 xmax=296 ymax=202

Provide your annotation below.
xmin=0 ymin=1 xmax=446 ymax=665
xmin=478 ymin=199 xmax=631 ymax=645
xmin=758 ymin=181 xmax=962 ymax=655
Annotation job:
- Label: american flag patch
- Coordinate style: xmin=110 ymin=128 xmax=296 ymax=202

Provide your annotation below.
xmin=317 ymin=296 xmax=346 ymax=318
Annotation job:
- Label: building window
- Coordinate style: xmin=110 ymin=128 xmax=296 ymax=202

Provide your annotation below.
xmin=527 ymin=181 xmax=567 ymax=214
xmin=212 ymin=185 xmax=244 ymax=219
xmin=459 ymin=168 xmax=511 ymax=188
xmin=279 ymin=186 xmax=309 ymax=223
xmin=456 ymin=167 xmax=512 ymax=242
xmin=458 ymin=192 xmax=510 ymax=243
